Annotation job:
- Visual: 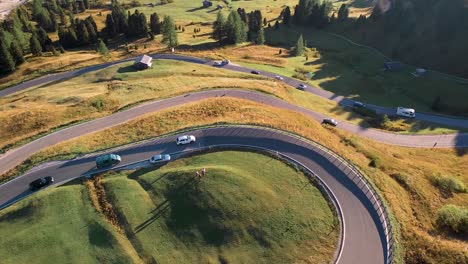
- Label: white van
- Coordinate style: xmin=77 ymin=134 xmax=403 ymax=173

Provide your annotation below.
xmin=396 ymin=107 xmax=416 ymax=118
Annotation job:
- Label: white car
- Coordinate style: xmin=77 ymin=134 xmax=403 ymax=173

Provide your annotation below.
xmin=149 ymin=154 xmax=171 ymax=164
xmin=176 ymin=135 xmax=196 ymax=145
xmin=275 ymin=75 xmax=284 ymax=81
xmin=213 ymin=61 xmax=222 ymax=66
xmin=396 ymin=107 xmax=415 ymax=118
xmin=297 ymin=84 xmax=307 ymax=90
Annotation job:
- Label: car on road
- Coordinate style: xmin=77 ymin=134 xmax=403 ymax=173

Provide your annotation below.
xmin=353 ymin=101 xmax=366 ymax=108
xmin=297 ymin=84 xmax=307 ymax=90
xmin=221 ymin=59 xmax=230 ymax=65
xmin=213 ymin=61 xmax=222 ymax=66
xmin=396 ymin=107 xmax=416 ymax=118
xmin=275 ymin=75 xmax=284 ymax=81
xmin=29 ymin=176 xmax=54 ymax=191
xmin=250 ymin=70 xmax=260 ymax=75
xmin=96 ymin=154 xmax=121 ymax=169
xmin=176 ymin=135 xmax=196 ymax=145
xmin=149 ymin=154 xmax=171 ymax=164
xmin=322 ymin=118 xmax=338 ymax=126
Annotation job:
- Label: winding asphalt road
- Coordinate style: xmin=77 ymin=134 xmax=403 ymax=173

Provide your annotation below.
xmin=0 ymin=126 xmax=388 ymax=264
xmin=0 ymin=89 xmax=467 ymax=178
xmin=1 ymin=53 xmax=468 ymax=130
xmin=0 ymin=53 xmax=465 ymax=263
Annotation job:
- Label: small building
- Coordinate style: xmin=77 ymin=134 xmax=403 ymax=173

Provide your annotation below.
xmin=134 ymin=55 xmax=153 ymax=70
xmin=384 ymin=61 xmax=403 ymax=71
xmin=202 ymin=0 xmax=212 ymax=8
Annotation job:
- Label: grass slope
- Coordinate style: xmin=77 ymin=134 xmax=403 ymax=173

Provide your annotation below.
xmin=0 ymin=184 xmax=141 ymax=264
xmin=103 ymin=151 xmax=338 ymax=263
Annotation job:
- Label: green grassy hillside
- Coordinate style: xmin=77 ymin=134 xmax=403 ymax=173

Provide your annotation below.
xmin=0 ymin=184 xmax=139 ymax=264
xmin=0 ymin=151 xmax=338 ymax=263
xmin=104 ymin=151 xmax=339 ymax=263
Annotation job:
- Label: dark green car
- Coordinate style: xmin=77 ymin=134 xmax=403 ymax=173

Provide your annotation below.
xmin=96 ymin=154 xmax=121 ymax=169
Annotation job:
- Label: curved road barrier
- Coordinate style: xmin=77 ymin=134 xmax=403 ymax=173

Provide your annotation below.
xmin=0 ymin=126 xmax=394 ymax=264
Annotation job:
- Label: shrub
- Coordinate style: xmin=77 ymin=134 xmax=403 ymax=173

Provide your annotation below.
xmin=368 ymin=156 xmax=381 ymax=168
xmin=391 ymin=173 xmax=409 ymax=186
xmin=432 ymin=176 xmax=467 ymax=195
xmin=436 ymin=204 xmax=468 ymax=234
xmin=88 ymin=96 xmax=119 ymax=112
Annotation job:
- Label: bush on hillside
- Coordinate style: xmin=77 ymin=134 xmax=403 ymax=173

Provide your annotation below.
xmin=432 ymin=176 xmax=467 ymax=195
xmin=436 ymin=204 xmax=468 ymax=234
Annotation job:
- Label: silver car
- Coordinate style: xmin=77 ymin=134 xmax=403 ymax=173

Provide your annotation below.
xmin=149 ymin=154 xmax=171 ymax=164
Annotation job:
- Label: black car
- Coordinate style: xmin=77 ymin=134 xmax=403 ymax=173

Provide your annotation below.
xmin=29 ymin=176 xmax=54 ymax=191
xmin=250 ymin=70 xmax=260 ymax=74
xmin=353 ymin=101 xmax=366 ymax=108
xmin=322 ymin=118 xmax=338 ymax=127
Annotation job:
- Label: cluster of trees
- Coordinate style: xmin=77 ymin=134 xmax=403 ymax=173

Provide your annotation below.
xmin=0 ymin=4 xmax=60 ymax=73
xmin=0 ymin=0 xmax=94 ymax=73
xmin=281 ymin=0 xmax=334 ymax=29
xmin=212 ymin=9 xmax=265 ymax=45
xmin=104 ymin=5 xmax=177 ymax=47
xmin=58 ymin=16 xmax=97 ymax=48
xmin=354 ymin=0 xmax=468 ymax=77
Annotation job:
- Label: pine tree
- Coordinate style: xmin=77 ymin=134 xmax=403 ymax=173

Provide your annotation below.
xmin=274 ymin=20 xmax=279 ymax=29
xmin=256 ymin=28 xmax=265 ymax=45
xmin=97 ymin=38 xmax=109 ymax=55
xmin=9 ymin=41 xmax=25 ymax=65
xmin=111 ymin=4 xmax=128 ymax=33
xmin=32 ymin=0 xmax=44 ymax=19
xmin=29 ymin=34 xmax=43 ymax=56
xmin=294 ymin=34 xmax=304 ymax=56
xmin=283 ymin=6 xmax=291 ymax=26
xmin=76 ymin=21 xmax=90 ymax=45
xmin=337 ymin=4 xmax=349 ymax=21
xmin=37 ymin=27 xmax=52 ymax=50
xmin=161 ymin=16 xmax=178 ymax=48
xmin=78 ymin=1 xmax=86 ymax=12
xmin=212 ymin=11 xmax=226 ymax=43
xmin=105 ymin=14 xmax=117 ymax=37
xmin=150 ymin=13 xmax=161 ymax=34
xmin=0 ymin=41 xmax=16 ymax=73
xmin=85 ymin=19 xmax=97 ymax=42
xmin=138 ymin=12 xmax=148 ymax=36
xmin=58 ymin=6 xmax=68 ymax=25
xmin=86 ymin=16 xmax=98 ymax=34
xmin=247 ymin=10 xmax=262 ymax=41
xmin=83 ymin=0 xmax=90 ymax=9
xmin=225 ymin=10 xmax=246 ymax=44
